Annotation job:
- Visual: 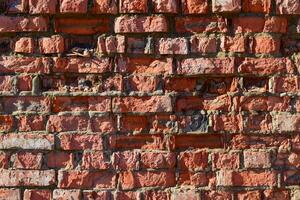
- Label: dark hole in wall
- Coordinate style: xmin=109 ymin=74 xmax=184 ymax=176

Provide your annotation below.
xmin=0 ymin=38 xmax=11 ymax=53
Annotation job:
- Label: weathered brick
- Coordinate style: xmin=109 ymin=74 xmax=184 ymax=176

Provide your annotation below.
xmin=17 ymin=115 xmax=46 ymax=132
xmin=276 ymin=0 xmax=300 ymax=14
xmin=244 ymin=151 xmax=271 ymax=168
xmin=126 ymin=75 xmax=161 ymax=92
xmin=0 ymin=133 xmax=54 ymax=150
xmin=83 ymin=191 xmax=111 ymax=200
xmin=141 ymin=152 xmax=176 ymax=169
xmin=0 ymin=56 xmax=51 ymax=74
xmin=53 ymin=189 xmax=81 ymax=200
xmin=212 ymin=0 xmax=241 ymax=13
xmin=60 ymin=0 xmax=88 ymax=13
xmin=58 ymin=170 xmax=116 ymax=189
xmin=212 ymin=152 xmax=240 ymax=170
xmin=119 ymin=0 xmax=148 ymax=13
xmin=81 ymin=151 xmax=110 ymax=169
xmin=178 ymin=57 xmax=235 ymax=75
xmin=29 ymin=0 xmax=57 ymax=14
xmin=58 ymin=133 xmax=103 ymax=150
xmin=97 ymin=35 xmax=125 ymax=54
xmin=237 ymin=191 xmax=260 ymax=200
xmin=157 ymin=37 xmax=188 ymax=55
xmin=273 ymin=76 xmax=299 ymax=93
xmin=24 ymin=189 xmax=52 ymax=200
xmin=112 ymin=151 xmax=139 ymax=170
xmin=0 ymin=189 xmax=21 ymax=200
xmin=119 ymin=171 xmax=175 ymax=189
xmin=46 ymin=151 xmax=74 ymax=169
xmin=213 ymin=114 xmax=243 ymax=132
xmin=181 ymin=0 xmax=208 ymax=14
xmin=152 ymin=0 xmax=178 ymax=13
xmin=190 ymin=35 xmax=217 ymax=53
xmin=221 ymin=35 xmax=246 ymax=53
xmin=176 ymin=17 xmax=227 ymax=33
xmin=115 ymin=16 xmax=168 ymax=33
xmin=179 ymin=150 xmax=208 ymax=170
xmin=0 ymin=115 xmax=14 ymax=132
xmin=0 ymin=169 xmax=55 ymax=187
xmin=250 ymin=34 xmax=281 ymax=54
xmin=39 ymin=35 xmax=65 ymax=54
xmin=14 ymin=37 xmax=35 ymax=54
xmin=92 ymin=0 xmax=117 ymax=14
xmin=178 ymin=172 xmax=208 ymax=187
xmin=143 ymin=190 xmax=171 ymax=200
xmin=12 ymin=152 xmax=43 ymax=169
xmin=112 ymin=96 xmax=173 ymax=113
xmin=0 ymin=16 xmax=48 ymax=32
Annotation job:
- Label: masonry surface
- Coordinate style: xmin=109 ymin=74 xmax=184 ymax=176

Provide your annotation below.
xmin=1 ymin=0 xmax=300 ymax=199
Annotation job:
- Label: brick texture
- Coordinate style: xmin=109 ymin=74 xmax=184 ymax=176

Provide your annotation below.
xmin=0 ymin=0 xmax=298 ymax=199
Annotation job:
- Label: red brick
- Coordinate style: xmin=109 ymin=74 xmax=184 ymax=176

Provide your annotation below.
xmin=0 ymin=16 xmax=48 ymax=33
xmin=273 ymin=76 xmax=299 ymax=93
xmin=179 ymin=57 xmax=235 ymax=75
xmin=244 ymin=151 xmax=271 ymax=168
xmin=213 ymin=114 xmax=243 ymax=132
xmin=112 ymin=96 xmax=173 ymax=113
xmin=141 ymin=152 xmax=176 ymax=169
xmin=53 ymin=57 xmax=111 ymax=73
xmin=237 ymin=57 xmax=293 ymax=75
xmin=176 ymin=16 xmax=227 ymax=33
xmin=233 ymin=16 xmax=288 ymax=33
xmin=0 ymin=115 xmax=13 ymax=132
xmin=112 ymin=151 xmax=139 ymax=170
xmin=0 ymin=133 xmax=54 ymax=150
xmin=12 ymin=152 xmax=42 ymax=169
xmin=53 ymin=96 xmax=111 ymax=113
xmin=178 ymin=172 xmax=208 ymax=187
xmin=53 ymin=189 xmax=81 ymax=200
xmin=190 ymin=35 xmax=217 ymax=53
xmin=152 ymin=0 xmax=178 ymax=13
xmin=165 ymin=77 xmax=197 ymax=92
xmin=243 ymin=0 xmax=271 ymax=13
xmin=237 ymin=191 xmax=260 ymax=200
xmin=212 ymin=152 xmax=240 ymax=170
xmin=14 ymin=37 xmax=35 ymax=54
xmin=55 ymin=17 xmax=109 ymax=35
xmin=276 ymin=0 xmax=300 ymax=14
xmin=24 ymin=189 xmax=51 ymax=200
xmin=60 ymin=0 xmax=88 ymax=13
xmin=119 ymin=0 xmax=148 ymax=13
xmin=46 ymin=152 xmax=74 ymax=169
xmin=212 ymin=0 xmax=241 ymax=13
xmin=251 ymin=34 xmax=281 ymax=54
xmin=157 ymin=37 xmax=188 ymax=54
xmin=0 ymin=169 xmax=55 ymax=186
xmin=217 ymin=170 xmax=277 ymax=186
xmin=92 ymin=0 xmax=117 ymax=14
xmin=0 ymin=56 xmax=51 ymax=74
xmin=221 ymin=35 xmax=246 ymax=53
xmin=0 ymin=189 xmax=21 ymax=200
xmin=39 ymin=35 xmax=65 ymax=54
xmin=83 ymin=191 xmax=111 ymax=200
xmin=115 ymin=16 xmax=168 ymax=33
xmin=58 ymin=170 xmax=115 ymax=189
xmin=179 ymin=150 xmax=208 ymax=170
xmin=59 ymin=133 xmax=103 ymax=150
xmin=81 ymin=151 xmax=110 ymax=170
xmin=234 ymin=96 xmax=290 ymax=112
xmin=17 ymin=115 xmax=45 ymax=132
xmin=181 ymin=0 xmax=208 ymax=14
xmin=119 ymin=171 xmax=175 ymax=189
xmin=175 ymin=134 xmax=224 ymax=149
xmin=29 ymin=0 xmax=57 ymax=14
xmin=116 ymin=57 xmax=173 ymax=75
xmin=143 ymin=190 xmax=171 ymax=200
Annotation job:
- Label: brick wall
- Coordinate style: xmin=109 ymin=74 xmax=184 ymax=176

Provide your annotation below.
xmin=0 ymin=0 xmax=300 ymax=199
